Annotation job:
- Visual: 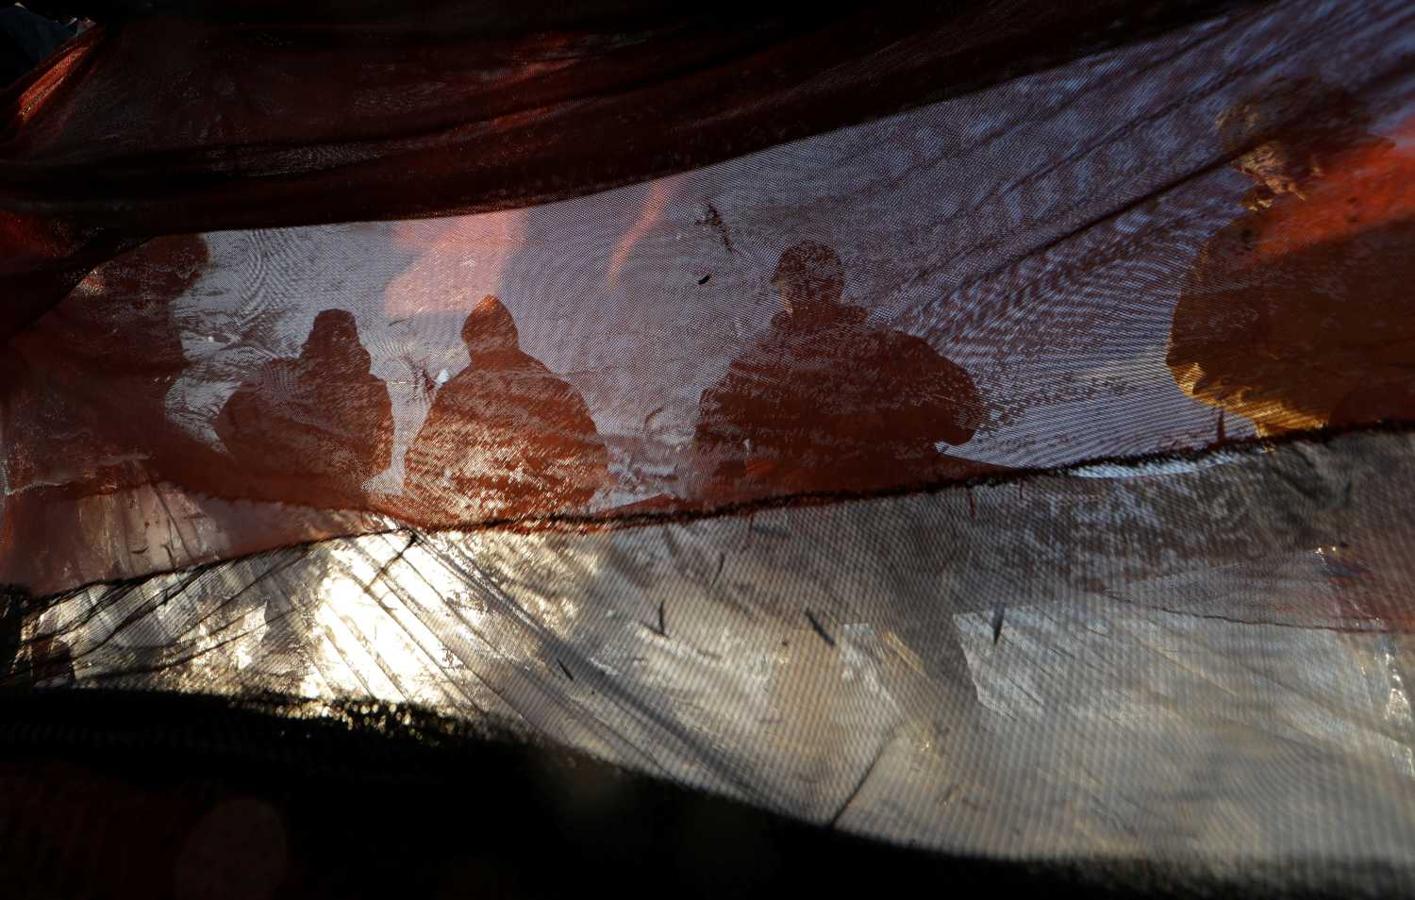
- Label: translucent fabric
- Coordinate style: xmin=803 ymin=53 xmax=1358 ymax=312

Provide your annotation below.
xmin=2 ymin=0 xmax=1415 ymax=885
xmin=17 ymin=429 xmax=1415 ymax=865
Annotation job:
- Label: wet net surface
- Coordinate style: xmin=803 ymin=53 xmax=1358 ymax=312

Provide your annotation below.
xmin=3 ymin=0 xmax=1415 ymax=893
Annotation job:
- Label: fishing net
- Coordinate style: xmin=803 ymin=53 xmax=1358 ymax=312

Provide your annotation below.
xmin=3 ymin=0 xmax=1414 ymax=894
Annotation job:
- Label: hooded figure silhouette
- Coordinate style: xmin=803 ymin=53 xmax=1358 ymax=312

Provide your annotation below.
xmin=692 ymin=241 xmax=984 ymax=503
xmin=404 ymin=295 xmax=609 ymax=524
xmin=214 ymin=309 xmax=394 ymax=508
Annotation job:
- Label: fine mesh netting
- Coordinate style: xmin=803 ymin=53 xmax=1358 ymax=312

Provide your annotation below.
xmin=2 ymin=0 xmax=1415 ymax=890
xmin=20 ymin=429 xmax=1415 ymax=865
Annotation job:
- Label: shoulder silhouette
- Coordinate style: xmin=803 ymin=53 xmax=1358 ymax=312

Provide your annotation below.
xmin=404 ymin=295 xmax=609 ymax=524
xmin=2 ymin=234 xmax=206 ymax=497
xmin=692 ymin=241 xmax=984 ymax=503
xmin=0 ymin=235 xmax=215 ymax=587
xmin=214 ymin=309 xmax=393 ymax=508
xmin=1169 ymin=78 xmax=1415 ymax=435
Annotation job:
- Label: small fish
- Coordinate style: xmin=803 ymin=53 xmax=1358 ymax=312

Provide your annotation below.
xmin=991 ymin=603 xmax=1006 ymax=644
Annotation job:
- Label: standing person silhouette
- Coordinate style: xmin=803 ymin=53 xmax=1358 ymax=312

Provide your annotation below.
xmin=1168 ymin=78 xmax=1415 ymax=436
xmin=691 ymin=241 xmax=985 ymax=505
xmin=403 ymin=295 xmax=609 ymax=525
xmin=1167 ymin=81 xmax=1415 ymax=714
xmin=0 ymin=235 xmax=210 ymax=588
xmin=213 ymin=309 xmax=394 ymax=510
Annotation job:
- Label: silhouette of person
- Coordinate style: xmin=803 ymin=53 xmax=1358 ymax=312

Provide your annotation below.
xmin=1168 ymin=78 xmax=1415 ymax=436
xmin=0 ymin=235 xmax=212 ymax=587
xmin=1 ymin=234 xmax=206 ymax=498
xmin=213 ymin=309 xmax=394 ymax=510
xmin=403 ymin=295 xmax=609 ymax=524
xmin=690 ymin=241 xmax=985 ymax=503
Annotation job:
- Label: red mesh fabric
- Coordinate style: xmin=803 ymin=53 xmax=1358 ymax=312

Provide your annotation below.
xmin=4 ymin=1 xmax=1415 ymax=878
xmin=0 ymin=0 xmax=1412 ymax=597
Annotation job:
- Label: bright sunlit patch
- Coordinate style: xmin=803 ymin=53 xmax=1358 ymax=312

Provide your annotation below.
xmin=297 ymin=538 xmax=462 ymax=707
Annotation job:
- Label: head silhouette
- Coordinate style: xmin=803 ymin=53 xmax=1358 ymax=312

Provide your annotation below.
xmin=1217 ymin=77 xmax=1377 ymax=204
xmin=301 ymin=309 xmax=371 ymax=373
xmin=462 ymin=295 xmax=520 ymax=359
xmin=771 ymin=241 xmax=845 ymax=318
